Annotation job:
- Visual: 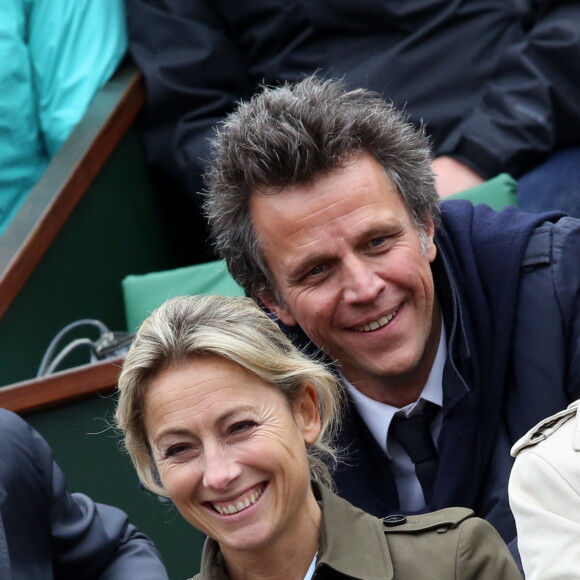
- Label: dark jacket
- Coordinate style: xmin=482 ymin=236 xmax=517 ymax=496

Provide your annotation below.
xmin=0 ymin=409 xmax=169 ymax=580
xmin=128 ymin=0 xmax=580 ymax=208
xmin=332 ymin=202 xmax=580 ymax=544
xmin=194 ymin=483 xmax=522 ymax=579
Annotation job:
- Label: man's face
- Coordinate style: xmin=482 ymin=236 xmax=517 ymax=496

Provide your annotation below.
xmin=251 ymin=154 xmax=440 ymax=405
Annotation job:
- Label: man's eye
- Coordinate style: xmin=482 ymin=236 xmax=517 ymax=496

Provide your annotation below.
xmin=369 ymin=236 xmax=387 ymax=248
xmin=307 ymin=264 xmax=325 ymax=277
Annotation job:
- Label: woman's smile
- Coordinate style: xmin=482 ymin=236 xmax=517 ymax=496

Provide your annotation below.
xmin=207 ymin=482 xmax=267 ymax=516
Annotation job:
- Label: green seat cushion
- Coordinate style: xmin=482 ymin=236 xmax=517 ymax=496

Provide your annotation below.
xmin=122 ymin=260 xmax=244 ymax=332
xmin=446 ymin=173 xmax=517 ymax=211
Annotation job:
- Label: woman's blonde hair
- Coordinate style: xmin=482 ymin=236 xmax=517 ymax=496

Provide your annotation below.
xmin=115 ymin=294 xmax=344 ymax=496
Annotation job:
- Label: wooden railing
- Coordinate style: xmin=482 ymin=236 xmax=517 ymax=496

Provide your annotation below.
xmin=0 ymin=61 xmax=145 ymax=411
xmin=0 ymin=357 xmax=124 ymax=414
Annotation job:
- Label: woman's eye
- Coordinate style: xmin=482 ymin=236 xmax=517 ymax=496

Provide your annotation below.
xmin=229 ymin=421 xmax=257 ymax=435
xmin=165 ymin=443 xmax=190 ymax=457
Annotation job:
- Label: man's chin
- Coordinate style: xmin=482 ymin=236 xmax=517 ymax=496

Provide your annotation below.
xmin=340 ymin=357 xmax=427 ymax=400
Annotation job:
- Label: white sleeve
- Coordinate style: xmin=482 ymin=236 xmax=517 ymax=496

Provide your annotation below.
xmin=509 ymin=444 xmax=580 ymax=580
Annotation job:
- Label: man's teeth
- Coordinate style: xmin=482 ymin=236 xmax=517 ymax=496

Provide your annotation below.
xmin=356 ymin=309 xmax=398 ymax=332
xmin=213 ymin=487 xmax=263 ymax=515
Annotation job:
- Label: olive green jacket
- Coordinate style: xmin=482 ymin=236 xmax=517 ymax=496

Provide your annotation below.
xmin=193 ymin=483 xmax=522 ymax=579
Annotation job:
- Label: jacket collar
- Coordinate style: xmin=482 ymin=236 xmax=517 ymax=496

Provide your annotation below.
xmin=433 ymin=238 xmax=470 ymax=367
xmin=196 ymin=541 xmax=229 ymax=580
xmin=431 ymin=242 xmax=471 ymax=411
xmin=315 ymin=482 xmax=394 ymax=579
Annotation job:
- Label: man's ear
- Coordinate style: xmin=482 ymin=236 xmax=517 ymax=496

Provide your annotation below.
xmin=424 ymin=217 xmax=437 ymax=263
xmin=258 ymin=292 xmax=298 ymax=327
xmin=293 ymin=383 xmax=322 ymax=445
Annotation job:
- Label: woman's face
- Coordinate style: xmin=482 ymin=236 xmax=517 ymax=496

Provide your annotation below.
xmin=143 ymin=355 xmax=322 ymax=555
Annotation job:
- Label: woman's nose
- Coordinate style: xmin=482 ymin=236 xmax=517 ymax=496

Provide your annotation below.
xmin=202 ymin=449 xmax=242 ymax=490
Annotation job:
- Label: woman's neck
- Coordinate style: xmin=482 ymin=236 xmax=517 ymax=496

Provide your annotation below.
xmin=221 ymin=492 xmax=321 ymax=580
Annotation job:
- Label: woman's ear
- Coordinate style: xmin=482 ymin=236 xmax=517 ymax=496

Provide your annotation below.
xmin=294 ymin=383 xmax=322 ymax=444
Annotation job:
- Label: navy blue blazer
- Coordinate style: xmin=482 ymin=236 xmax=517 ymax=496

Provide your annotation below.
xmin=0 ymin=409 xmax=168 ymax=579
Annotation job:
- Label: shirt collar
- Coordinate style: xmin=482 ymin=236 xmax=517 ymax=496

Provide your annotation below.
xmin=342 ymin=324 xmax=446 ymax=457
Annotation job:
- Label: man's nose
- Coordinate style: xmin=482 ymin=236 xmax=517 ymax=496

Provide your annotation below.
xmin=342 ymin=256 xmax=385 ymax=303
xmin=202 ymin=447 xmax=242 ymax=490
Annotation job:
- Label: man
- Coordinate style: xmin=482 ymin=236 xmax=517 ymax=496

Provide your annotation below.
xmin=203 ymin=77 xmax=580 ymax=546
xmin=0 ymin=408 xmax=169 ymax=579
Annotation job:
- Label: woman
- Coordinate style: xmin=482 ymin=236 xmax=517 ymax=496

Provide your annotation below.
xmin=116 ymin=295 xmax=521 ymax=580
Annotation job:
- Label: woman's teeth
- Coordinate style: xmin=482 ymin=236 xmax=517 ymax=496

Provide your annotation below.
xmin=212 ymin=486 xmax=264 ymax=515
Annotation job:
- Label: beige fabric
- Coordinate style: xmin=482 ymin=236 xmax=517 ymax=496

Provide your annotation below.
xmin=509 ymin=400 xmax=580 ymax=580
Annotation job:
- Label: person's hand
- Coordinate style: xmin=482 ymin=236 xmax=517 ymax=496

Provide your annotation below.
xmin=432 ymin=156 xmax=484 ymax=198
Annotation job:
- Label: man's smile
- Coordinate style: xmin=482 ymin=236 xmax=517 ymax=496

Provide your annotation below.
xmin=352 ymin=306 xmax=401 ymax=333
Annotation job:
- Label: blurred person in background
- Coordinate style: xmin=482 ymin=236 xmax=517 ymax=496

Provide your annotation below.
xmin=0 ymin=0 xmax=127 ymax=236
xmin=127 ymin=0 xmax=580 ymax=260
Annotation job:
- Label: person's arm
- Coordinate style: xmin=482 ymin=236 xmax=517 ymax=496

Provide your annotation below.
xmin=436 ymin=0 xmax=580 ymax=180
xmin=126 ymin=0 xmax=252 ymax=208
xmin=431 ymin=156 xmax=485 ymax=198
xmin=509 ymin=449 xmax=580 ymax=580
xmin=28 ymin=0 xmax=128 ymax=156
xmin=6 ymin=411 xmax=169 ymax=579
xmin=455 ymin=517 xmax=523 ymax=579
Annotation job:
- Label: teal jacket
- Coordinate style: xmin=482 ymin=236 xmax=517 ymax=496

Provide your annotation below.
xmin=0 ymin=0 xmax=127 ymax=235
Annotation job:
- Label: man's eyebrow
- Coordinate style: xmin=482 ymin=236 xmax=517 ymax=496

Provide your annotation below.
xmin=285 ymin=250 xmax=334 ymax=282
xmin=357 ymin=223 xmax=398 ymax=240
